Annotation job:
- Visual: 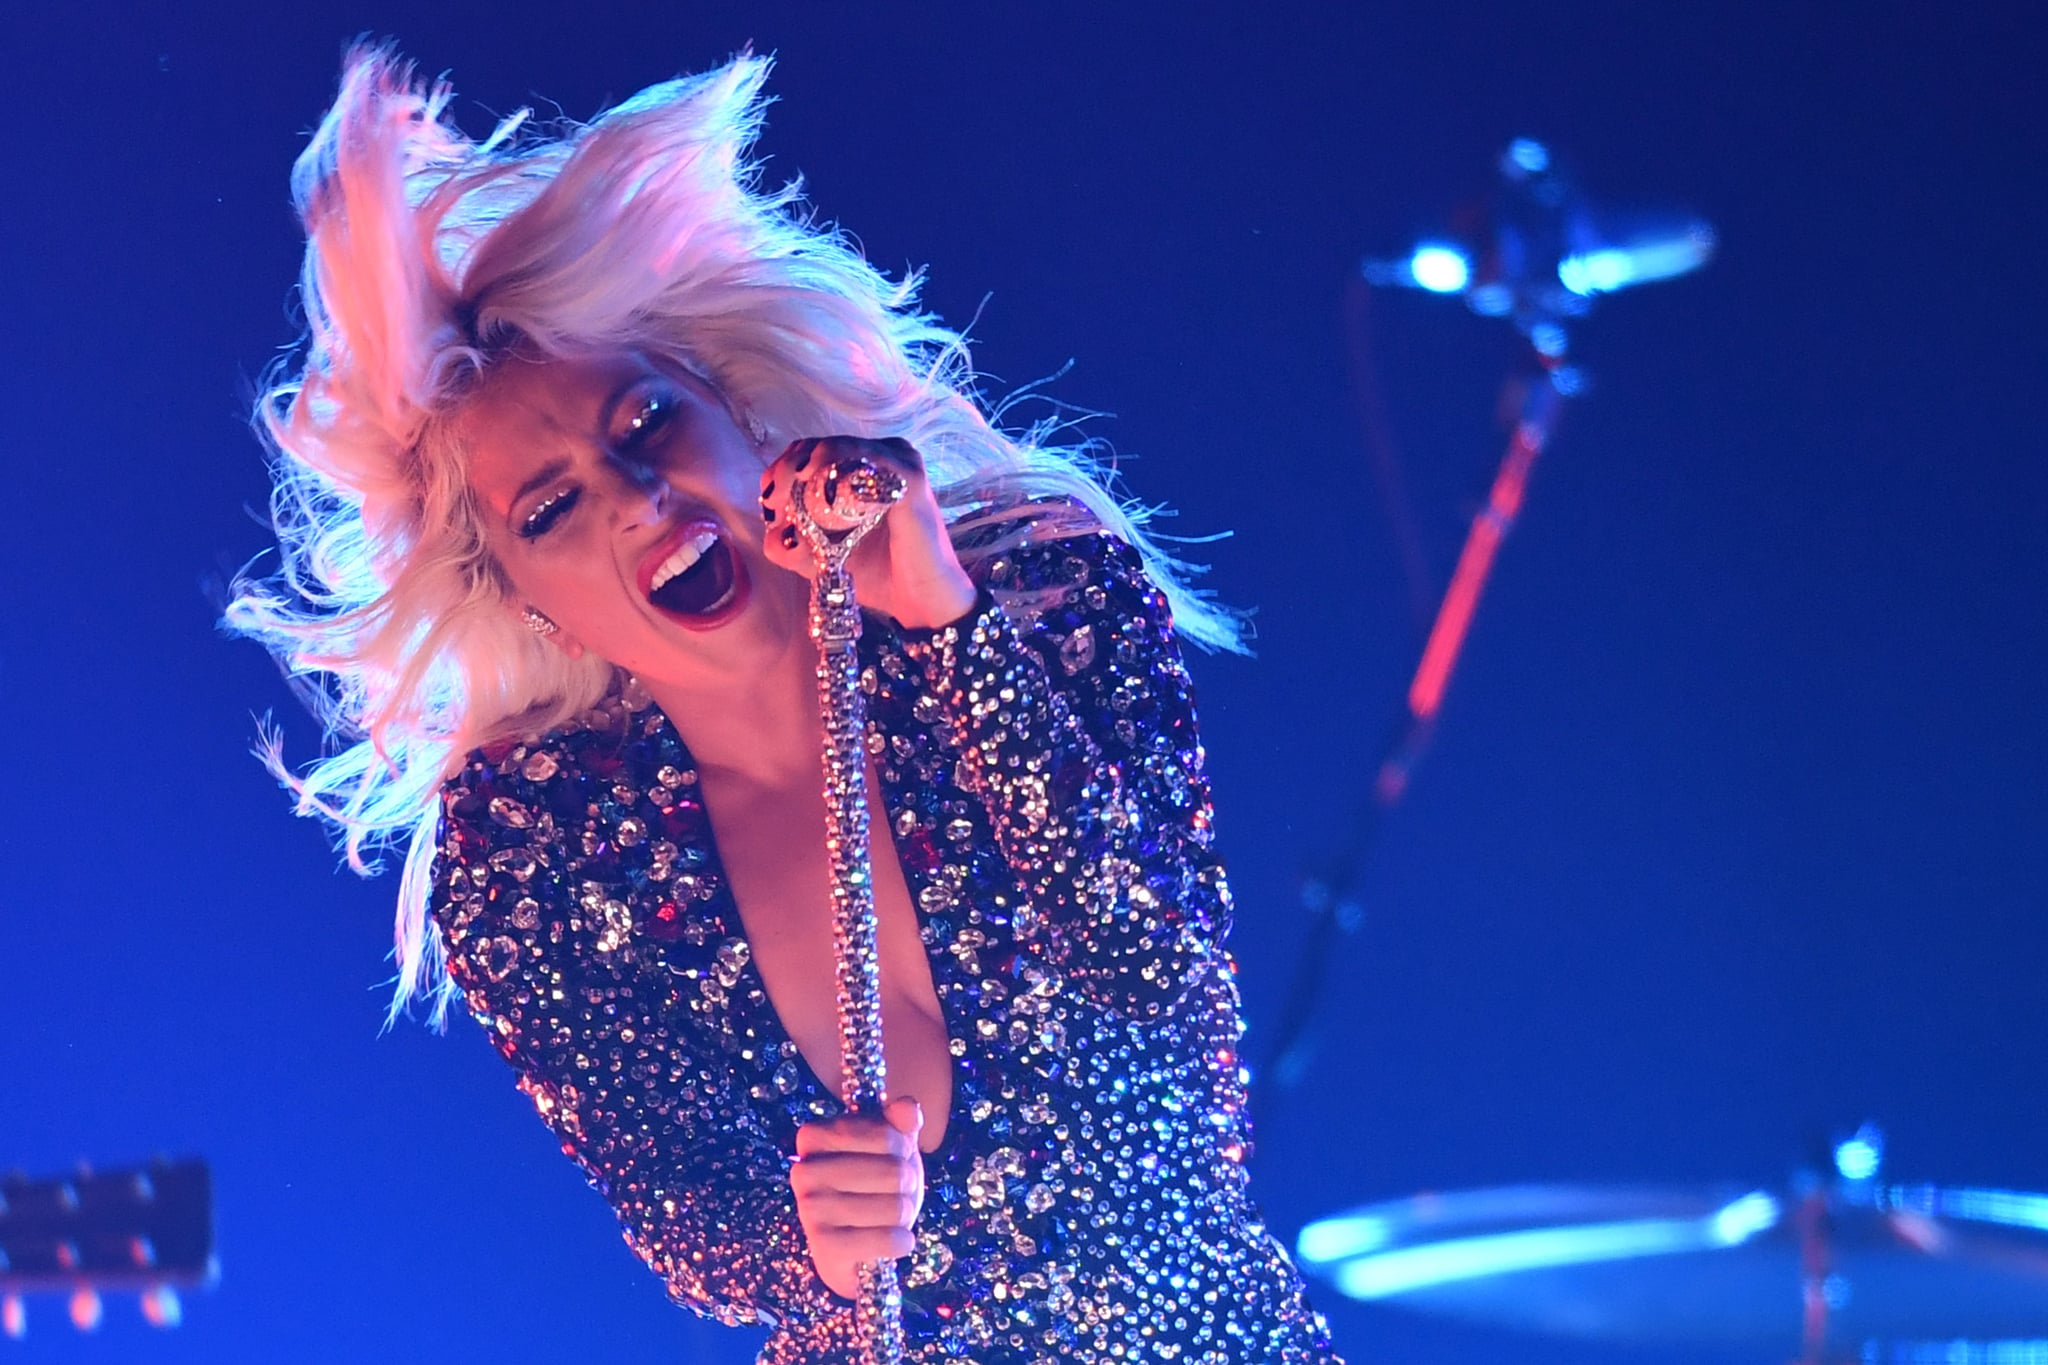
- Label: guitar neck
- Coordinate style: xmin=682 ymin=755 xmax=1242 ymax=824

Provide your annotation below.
xmin=1 ymin=1158 xmax=214 ymax=1307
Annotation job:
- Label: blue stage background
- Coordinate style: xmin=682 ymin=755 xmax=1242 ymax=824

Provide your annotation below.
xmin=3 ymin=2 xmax=2041 ymax=1360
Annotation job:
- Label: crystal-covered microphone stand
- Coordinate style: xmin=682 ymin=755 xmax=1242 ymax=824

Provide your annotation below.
xmin=788 ymin=454 xmax=908 ymax=1365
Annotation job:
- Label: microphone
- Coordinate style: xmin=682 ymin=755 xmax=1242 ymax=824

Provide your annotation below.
xmin=791 ymin=450 xmax=906 ymax=537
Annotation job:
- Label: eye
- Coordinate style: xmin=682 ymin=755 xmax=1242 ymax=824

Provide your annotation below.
xmin=519 ymin=487 xmax=579 ymax=539
xmin=616 ymin=385 xmax=677 ymax=451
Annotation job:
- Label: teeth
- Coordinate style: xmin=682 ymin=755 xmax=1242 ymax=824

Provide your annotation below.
xmin=650 ymin=528 xmax=719 ymax=593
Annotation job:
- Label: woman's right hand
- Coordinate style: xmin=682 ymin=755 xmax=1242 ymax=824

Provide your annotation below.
xmin=791 ymin=1095 xmax=925 ymax=1300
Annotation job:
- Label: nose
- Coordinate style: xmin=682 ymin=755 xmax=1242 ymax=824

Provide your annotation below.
xmin=606 ymin=451 xmax=669 ymax=531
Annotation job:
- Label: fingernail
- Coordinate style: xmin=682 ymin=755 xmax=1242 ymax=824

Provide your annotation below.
xmin=759 ymin=480 xmax=775 ymax=501
xmin=793 ymin=445 xmax=813 ymax=472
xmin=781 ymin=524 xmax=800 ymax=550
xmin=761 ymin=504 xmax=775 ymax=523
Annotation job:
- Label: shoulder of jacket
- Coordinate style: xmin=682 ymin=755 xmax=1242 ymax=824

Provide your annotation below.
xmin=439 ymin=692 xmax=665 ymax=844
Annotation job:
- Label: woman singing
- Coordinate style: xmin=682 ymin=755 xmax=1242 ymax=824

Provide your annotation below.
xmin=230 ymin=46 xmax=1342 ymax=1364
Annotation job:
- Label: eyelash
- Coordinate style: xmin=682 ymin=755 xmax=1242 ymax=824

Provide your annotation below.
xmin=516 ymin=389 xmax=675 ymax=539
xmin=519 ymin=488 xmax=578 ymax=539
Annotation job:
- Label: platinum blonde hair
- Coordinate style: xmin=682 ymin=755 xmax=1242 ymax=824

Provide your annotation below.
xmin=227 ymin=45 xmax=1245 ymax=1024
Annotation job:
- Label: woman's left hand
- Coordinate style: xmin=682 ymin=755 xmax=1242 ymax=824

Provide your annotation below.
xmin=759 ymin=437 xmax=978 ymax=630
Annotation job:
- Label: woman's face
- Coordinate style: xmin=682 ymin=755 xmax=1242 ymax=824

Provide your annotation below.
xmin=458 ymin=350 xmax=810 ymax=690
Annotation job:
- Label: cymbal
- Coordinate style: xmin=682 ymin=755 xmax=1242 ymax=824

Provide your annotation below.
xmin=1297 ymin=1180 xmax=2048 ymax=1349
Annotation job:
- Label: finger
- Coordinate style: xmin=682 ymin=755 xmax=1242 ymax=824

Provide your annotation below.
xmin=851 ymin=438 xmax=928 ymax=506
xmin=795 ymin=1116 xmax=917 ymax=1160
xmin=811 ymin=1225 xmax=917 ymax=1264
xmin=793 ymin=1188 xmax=922 ymax=1229
xmin=759 ymin=442 xmax=818 ymax=574
xmin=874 ymin=435 xmax=926 ymax=476
xmin=793 ymin=1136 xmax=918 ymax=1177
xmin=760 ymin=439 xmax=820 ymax=502
xmin=763 ymin=515 xmax=807 ymax=567
xmin=789 ymin=1151 xmax=921 ymax=1198
xmin=761 ymin=437 xmax=827 ymax=495
xmin=794 ymin=1116 xmax=904 ymax=1156
xmin=883 ymin=1095 xmax=924 ymax=1140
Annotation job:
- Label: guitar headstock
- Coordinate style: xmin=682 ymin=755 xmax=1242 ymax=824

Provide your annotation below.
xmin=0 ymin=1157 xmax=214 ymax=1337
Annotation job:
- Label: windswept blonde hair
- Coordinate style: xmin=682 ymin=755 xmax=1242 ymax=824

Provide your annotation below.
xmin=227 ymin=44 xmax=1244 ymax=1023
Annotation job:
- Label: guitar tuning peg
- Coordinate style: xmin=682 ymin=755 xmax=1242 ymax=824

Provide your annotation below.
xmin=68 ymin=1287 xmax=101 ymax=1333
xmin=140 ymin=1284 xmax=182 ymax=1329
xmin=2 ymin=1293 xmax=23 ymax=1339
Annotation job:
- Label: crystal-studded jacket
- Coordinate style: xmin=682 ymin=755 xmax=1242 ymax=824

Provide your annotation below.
xmin=431 ymin=530 xmax=1342 ymax=1364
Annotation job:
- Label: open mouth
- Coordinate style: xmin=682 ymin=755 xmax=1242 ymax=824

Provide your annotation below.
xmin=642 ymin=522 xmax=747 ymax=627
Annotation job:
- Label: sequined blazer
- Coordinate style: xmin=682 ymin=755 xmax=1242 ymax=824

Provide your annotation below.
xmin=431 ymin=530 xmax=1343 ymax=1364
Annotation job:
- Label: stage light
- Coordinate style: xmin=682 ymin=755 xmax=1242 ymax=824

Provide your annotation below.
xmin=1559 ymin=248 xmax=1635 ymax=296
xmin=1835 ymin=1136 xmax=1881 ymax=1182
xmin=1334 ymin=1219 xmax=1712 ymax=1300
xmin=1409 ymin=245 xmax=1471 ymax=294
xmin=1301 ymin=1192 xmax=1780 ymax=1303
xmin=1507 ymin=138 xmax=1550 ymax=174
xmin=1901 ymin=1186 xmax=2048 ymax=1233
xmin=1297 ymin=1214 xmax=1393 ymax=1263
xmin=1709 ymin=1191 xmax=1780 ymax=1244
xmin=1560 ymin=226 xmax=1715 ymax=297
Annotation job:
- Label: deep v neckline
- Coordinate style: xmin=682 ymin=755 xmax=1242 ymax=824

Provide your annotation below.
xmin=653 ymin=706 xmax=958 ymax=1156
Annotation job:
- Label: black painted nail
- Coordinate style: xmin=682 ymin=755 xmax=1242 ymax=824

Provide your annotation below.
xmin=761 ymin=504 xmax=775 ymax=524
xmin=792 ymin=444 xmax=813 ymax=472
xmin=781 ymin=524 xmax=800 ymax=550
xmin=759 ymin=479 xmax=775 ymax=501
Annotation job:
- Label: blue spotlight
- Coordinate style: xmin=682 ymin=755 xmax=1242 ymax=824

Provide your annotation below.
xmin=1834 ymin=1122 xmax=1884 ymax=1182
xmin=1834 ymin=1137 xmax=1881 ymax=1182
xmin=1559 ymin=225 xmax=1715 ymax=297
xmin=1558 ymin=248 xmax=1634 ymax=296
xmin=1300 ymin=1190 xmax=1780 ymax=1302
xmin=1362 ymin=139 xmax=1714 ymax=353
xmin=1296 ymin=1213 xmax=1393 ymax=1263
xmin=1506 ymin=138 xmax=1550 ymax=174
xmin=1409 ymin=244 xmax=1471 ymax=294
xmin=1709 ymin=1191 xmax=1781 ymax=1244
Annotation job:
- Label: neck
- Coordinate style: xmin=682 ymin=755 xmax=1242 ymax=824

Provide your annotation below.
xmin=642 ymin=631 xmax=825 ymax=791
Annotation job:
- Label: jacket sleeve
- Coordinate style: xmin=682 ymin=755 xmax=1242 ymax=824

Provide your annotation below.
xmin=431 ymin=760 xmax=857 ymax=1337
xmin=895 ymin=530 xmax=1234 ymax=1018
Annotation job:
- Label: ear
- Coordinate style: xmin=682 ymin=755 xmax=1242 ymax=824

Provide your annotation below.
xmin=519 ymin=605 xmax=586 ymax=659
xmin=544 ymin=631 xmax=587 ymax=661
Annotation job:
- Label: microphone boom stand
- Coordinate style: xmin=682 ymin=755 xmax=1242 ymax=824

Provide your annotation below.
xmin=1260 ymin=136 xmax=1712 ymax=1099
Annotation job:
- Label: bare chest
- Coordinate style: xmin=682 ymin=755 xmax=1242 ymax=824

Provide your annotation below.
xmin=702 ymin=772 xmax=953 ymax=1151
